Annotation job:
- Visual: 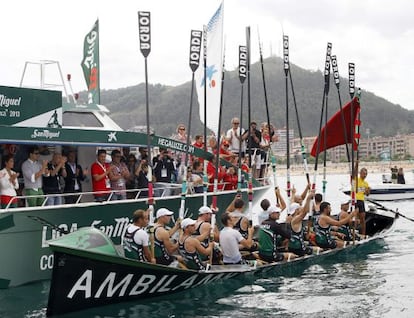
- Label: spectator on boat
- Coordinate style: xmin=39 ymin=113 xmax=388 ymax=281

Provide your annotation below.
xmin=0 ymin=155 xmax=19 ymax=208
xmin=313 ymin=202 xmax=358 ymax=249
xmin=207 ymin=135 xmax=217 ymax=154
xmin=135 ymin=159 xmax=150 ymax=198
xmin=390 ymin=166 xmax=398 ymax=184
xmin=219 ymin=212 xmax=254 ymax=265
xmin=206 ymin=155 xmax=226 ymax=192
xmin=241 ymin=121 xmax=262 ymax=179
xmin=355 ymin=167 xmax=370 ymax=237
xmin=397 ymin=167 xmax=406 ymax=184
xmin=219 ymin=140 xmax=237 ymax=164
xmin=190 ymin=160 xmax=204 ymax=193
xmin=223 ymin=166 xmax=238 ymax=191
xmin=178 ymin=218 xmax=214 ymax=270
xmin=63 ymin=151 xmax=86 ymax=204
xmin=225 ymin=117 xmax=245 ymax=157
xmin=43 ymin=153 xmax=67 ymax=206
xmin=125 ymin=154 xmax=139 ymax=199
xmin=123 ymin=209 xmax=155 ymax=263
xmin=258 ymin=205 xmax=296 ymax=262
xmin=193 ymin=135 xmax=204 ymax=149
xmin=21 ymin=146 xmax=48 ymax=207
xmin=108 ymin=149 xmax=130 ymax=200
xmin=91 ymin=149 xmax=111 ymax=202
xmin=153 ymin=207 xmax=181 ymax=266
xmin=288 ymin=191 xmax=315 ymax=256
xmin=153 ymin=148 xmax=176 ymax=196
xmin=259 ymin=124 xmax=271 ymax=179
xmin=137 ymin=147 xmax=149 ymax=163
xmin=337 ymin=200 xmax=355 ymax=241
xmin=186 ymin=166 xmax=204 ymax=194
xmin=172 ymin=124 xmax=189 ymax=168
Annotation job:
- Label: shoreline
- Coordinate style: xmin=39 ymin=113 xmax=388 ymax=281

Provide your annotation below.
xmin=274 ymin=160 xmax=414 ymax=177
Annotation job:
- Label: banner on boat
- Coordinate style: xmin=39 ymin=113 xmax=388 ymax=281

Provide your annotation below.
xmin=0 ymin=85 xmax=62 ymax=127
xmin=195 ymin=1 xmax=224 ymax=133
xmin=81 ymin=19 xmax=100 ymax=105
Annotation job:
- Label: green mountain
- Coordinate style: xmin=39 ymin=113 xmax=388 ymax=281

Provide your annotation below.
xmin=91 ymin=56 xmax=414 ymax=138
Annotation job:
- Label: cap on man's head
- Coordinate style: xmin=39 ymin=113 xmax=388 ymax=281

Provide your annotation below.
xmin=181 ymin=218 xmax=197 ymax=229
xmin=288 ymin=203 xmax=301 ymax=215
xmin=267 ymin=205 xmax=281 ymax=215
xmin=198 ymin=206 xmax=213 ymax=215
xmin=156 ymin=208 xmax=174 ymax=218
xmin=341 ymin=199 xmax=350 ymax=206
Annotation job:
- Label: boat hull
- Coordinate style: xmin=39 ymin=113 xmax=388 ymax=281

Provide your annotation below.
xmin=0 ymin=187 xmax=268 ymax=289
xmin=46 ymin=209 xmax=396 ymax=316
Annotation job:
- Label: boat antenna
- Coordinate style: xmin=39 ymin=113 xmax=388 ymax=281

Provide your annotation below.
xmin=179 ymin=29 xmax=203 ymax=221
xmin=237 ymin=45 xmax=247 ymax=195
xmin=138 ymin=11 xmax=154 ymax=223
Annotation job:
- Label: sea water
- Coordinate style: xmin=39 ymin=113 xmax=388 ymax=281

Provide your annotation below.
xmin=1 ymin=172 xmax=414 ymax=317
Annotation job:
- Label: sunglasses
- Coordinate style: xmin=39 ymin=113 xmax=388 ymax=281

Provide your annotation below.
xmin=33 ymin=152 xmax=40 ymax=155
xmin=179 ymin=128 xmax=185 ymax=131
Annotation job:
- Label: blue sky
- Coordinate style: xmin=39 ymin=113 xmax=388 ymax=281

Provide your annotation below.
xmin=1 ymin=0 xmax=413 ymax=109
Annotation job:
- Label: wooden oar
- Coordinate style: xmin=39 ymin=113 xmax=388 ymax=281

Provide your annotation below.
xmin=366 ymin=198 xmax=414 ymax=222
xmin=138 ymin=11 xmax=155 ymax=225
xmin=237 ymin=45 xmax=247 ymax=195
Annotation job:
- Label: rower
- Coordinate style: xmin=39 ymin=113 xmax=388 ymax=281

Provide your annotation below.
xmin=178 ymin=218 xmax=213 ymax=270
xmin=337 ymin=200 xmax=358 ymax=241
xmin=314 ymin=202 xmax=358 ymax=249
xmin=193 ymin=206 xmax=220 ymax=263
xmin=153 ymin=208 xmax=181 ymax=265
xmin=123 ymin=209 xmax=155 ymax=263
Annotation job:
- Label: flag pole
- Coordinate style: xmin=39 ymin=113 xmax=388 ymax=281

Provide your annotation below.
xmin=137 ymin=11 xmax=154 ymax=224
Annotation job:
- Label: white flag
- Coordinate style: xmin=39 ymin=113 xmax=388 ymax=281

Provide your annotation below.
xmin=196 ymin=1 xmax=224 ymax=134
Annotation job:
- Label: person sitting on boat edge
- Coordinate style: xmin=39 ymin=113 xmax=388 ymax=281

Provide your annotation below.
xmin=153 ymin=208 xmax=181 ymax=266
xmin=258 ymin=205 xmax=296 ymax=262
xmin=219 ymin=212 xmax=254 ymax=265
xmin=123 ymin=209 xmax=155 ymax=263
xmin=314 ymin=202 xmax=358 ymax=249
xmin=226 ymin=195 xmax=258 ymax=251
xmin=288 ymin=191 xmax=316 ymax=256
xmin=178 ymin=218 xmax=214 ymax=270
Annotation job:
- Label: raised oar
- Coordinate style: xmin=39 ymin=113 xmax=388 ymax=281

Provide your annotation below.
xmin=331 ymin=55 xmax=351 ymax=168
xmin=138 ymin=11 xmax=154 ymax=224
xmin=202 ymin=25 xmax=208 ymax=207
xmin=283 ymin=34 xmax=291 ymax=210
xmin=179 ymin=29 xmax=203 ymax=221
xmin=366 ymin=198 xmax=414 ymax=223
xmin=322 ymin=42 xmax=332 ymax=201
xmin=237 ymin=45 xmax=247 ymax=194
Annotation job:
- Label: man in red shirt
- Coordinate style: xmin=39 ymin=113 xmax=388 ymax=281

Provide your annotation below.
xmin=91 ymin=149 xmax=111 ymax=202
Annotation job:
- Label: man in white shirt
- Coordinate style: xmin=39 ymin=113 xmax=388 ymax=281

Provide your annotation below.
xmin=225 ymin=117 xmax=245 ymax=157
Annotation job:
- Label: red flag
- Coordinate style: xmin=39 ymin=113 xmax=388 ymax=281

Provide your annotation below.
xmin=310 ymin=97 xmax=360 ymax=157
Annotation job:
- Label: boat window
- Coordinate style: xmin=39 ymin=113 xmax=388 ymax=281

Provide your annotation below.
xmin=63 ymin=111 xmax=104 ymax=127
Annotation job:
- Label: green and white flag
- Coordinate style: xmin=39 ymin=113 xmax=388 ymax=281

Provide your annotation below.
xmin=81 ymin=19 xmax=100 ymax=104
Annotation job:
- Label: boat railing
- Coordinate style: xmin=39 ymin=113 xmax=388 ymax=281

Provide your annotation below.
xmin=0 ymin=180 xmax=269 ymax=212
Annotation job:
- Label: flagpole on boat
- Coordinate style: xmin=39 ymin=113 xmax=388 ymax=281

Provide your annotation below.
xmin=137 ymin=11 xmax=155 ymax=224
xmin=179 ymin=30 xmax=203 ymax=221
xmin=322 ymin=43 xmax=332 ymax=201
xmin=237 ymin=45 xmax=247 ymax=195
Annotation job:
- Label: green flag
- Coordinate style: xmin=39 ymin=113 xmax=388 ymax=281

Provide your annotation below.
xmin=81 ymin=19 xmax=100 ymax=104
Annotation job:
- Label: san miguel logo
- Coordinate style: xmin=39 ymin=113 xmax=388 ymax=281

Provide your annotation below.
xmin=31 ymin=129 xmax=60 ymax=139
xmin=0 ymin=94 xmax=22 ymax=108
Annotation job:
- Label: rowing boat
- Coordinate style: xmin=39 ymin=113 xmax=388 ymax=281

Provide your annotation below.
xmin=46 ymin=206 xmax=396 ymax=316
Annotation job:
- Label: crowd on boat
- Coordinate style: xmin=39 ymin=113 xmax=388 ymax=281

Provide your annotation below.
xmin=0 ymin=118 xmax=276 ymax=209
xmin=122 ymin=169 xmax=370 ymax=270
